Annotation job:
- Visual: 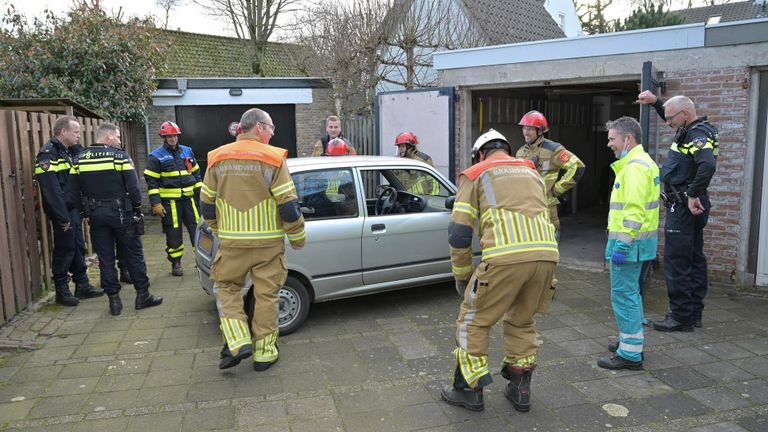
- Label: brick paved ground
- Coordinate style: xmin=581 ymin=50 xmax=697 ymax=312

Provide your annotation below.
xmin=0 ymin=218 xmax=766 ymax=431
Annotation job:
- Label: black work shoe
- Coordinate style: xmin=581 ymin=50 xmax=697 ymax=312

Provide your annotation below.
xmin=171 ymin=260 xmax=183 ymax=277
xmin=653 ymin=316 xmax=693 ymax=332
xmin=74 ymin=282 xmax=105 ymax=299
xmin=119 ymin=269 xmax=133 ymax=284
xmin=694 ymin=318 xmax=702 ymax=328
xmin=597 ymin=354 xmax=643 ymax=370
xmin=135 ymin=291 xmax=163 ymax=310
xmin=219 ymin=344 xmax=253 ymax=370
xmin=55 ymin=290 xmax=80 ymax=307
xmin=501 ymin=365 xmax=534 ymax=413
xmin=440 ymin=385 xmax=484 ymax=411
xmin=608 ymin=340 xmax=644 ymax=360
xmin=253 ymin=356 xmax=278 ymax=372
xmin=108 ymin=294 xmax=123 ymax=316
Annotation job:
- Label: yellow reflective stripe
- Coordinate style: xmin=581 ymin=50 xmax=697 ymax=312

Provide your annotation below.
xmin=147 ymin=188 xmax=160 ymax=196
xmin=454 ymin=347 xmax=490 ymax=388
xmin=452 ymin=264 xmax=472 ymax=277
xmin=271 ymin=180 xmax=294 ymax=197
xmin=253 ymin=330 xmax=279 ymax=362
xmin=201 ymin=184 xmax=217 ymax=199
xmin=190 ymin=197 xmax=200 ymax=222
xmin=194 ymin=182 xmax=203 ymax=189
xmin=220 ymin=318 xmax=251 ymax=351
xmin=77 ymin=162 xmax=115 ymax=173
xmin=215 ymin=198 xmax=286 ymax=240
xmin=144 ymin=169 xmax=161 ymax=178
xmin=170 ymin=201 xmax=179 ymax=228
xmin=453 ymin=202 xmax=478 ymax=219
xmin=160 ymin=171 xmax=182 ymax=177
xmin=287 ymin=230 xmax=305 ymax=241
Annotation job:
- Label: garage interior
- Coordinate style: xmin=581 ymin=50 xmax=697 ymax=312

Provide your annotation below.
xmin=471 ymin=80 xmax=644 ymax=269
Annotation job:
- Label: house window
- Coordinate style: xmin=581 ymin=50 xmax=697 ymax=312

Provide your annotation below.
xmin=558 ymin=12 xmax=566 ymax=29
xmin=706 ymin=15 xmax=722 ymax=24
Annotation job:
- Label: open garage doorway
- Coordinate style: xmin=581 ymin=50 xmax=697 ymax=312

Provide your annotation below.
xmin=471 ymin=80 xmax=641 ymax=269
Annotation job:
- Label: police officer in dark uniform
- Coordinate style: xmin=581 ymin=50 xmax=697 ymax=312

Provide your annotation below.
xmin=144 ymin=121 xmax=202 ymax=276
xmin=637 ymin=91 xmax=718 ymax=331
xmin=69 ymin=123 xmax=162 ymax=316
xmin=34 ymin=116 xmax=103 ymax=306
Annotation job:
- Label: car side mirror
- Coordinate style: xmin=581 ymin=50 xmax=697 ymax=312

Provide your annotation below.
xmin=300 ymin=206 xmax=315 ymax=215
xmin=445 ymin=196 xmax=455 ymax=210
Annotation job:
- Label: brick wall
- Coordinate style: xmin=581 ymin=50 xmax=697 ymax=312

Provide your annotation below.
xmin=295 ymin=88 xmax=335 ymax=157
xmin=656 ymin=66 xmax=750 ymax=279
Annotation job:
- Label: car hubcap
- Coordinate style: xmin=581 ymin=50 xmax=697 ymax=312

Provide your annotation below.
xmin=278 ymin=287 xmax=300 ymax=327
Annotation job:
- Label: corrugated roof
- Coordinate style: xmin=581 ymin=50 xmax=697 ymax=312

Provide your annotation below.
xmin=462 ymin=0 xmax=566 ymax=44
xmin=155 ymin=29 xmax=310 ymax=78
xmin=674 ymin=1 xmax=763 ymax=24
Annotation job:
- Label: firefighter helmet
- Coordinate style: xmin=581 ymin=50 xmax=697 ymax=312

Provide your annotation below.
xmin=394 ymin=132 xmax=418 ymax=146
xmin=471 ymin=129 xmax=510 ymax=162
xmin=159 ymin=121 xmax=181 ymax=136
xmin=518 ymin=110 xmax=549 ymax=133
xmin=326 ymin=138 xmax=350 ymax=156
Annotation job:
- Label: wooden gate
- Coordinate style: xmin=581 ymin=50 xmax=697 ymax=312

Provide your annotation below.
xmin=0 ymin=110 xmax=133 ymax=324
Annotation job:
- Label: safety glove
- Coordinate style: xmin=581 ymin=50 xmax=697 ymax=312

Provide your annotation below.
xmin=152 ymin=203 xmax=166 ymax=218
xmin=611 ymin=241 xmax=631 ymax=265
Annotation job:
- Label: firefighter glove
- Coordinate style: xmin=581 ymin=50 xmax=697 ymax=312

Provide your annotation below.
xmin=455 ymin=279 xmax=468 ymax=297
xmin=152 ymin=203 xmax=166 ymax=218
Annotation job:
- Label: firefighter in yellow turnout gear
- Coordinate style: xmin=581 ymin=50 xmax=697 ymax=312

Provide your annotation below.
xmin=394 ymin=132 xmax=440 ymax=195
xmin=516 ymin=111 xmax=585 ymax=234
xmin=200 ymin=109 xmax=305 ymax=371
xmin=441 ymin=129 xmax=559 ymax=413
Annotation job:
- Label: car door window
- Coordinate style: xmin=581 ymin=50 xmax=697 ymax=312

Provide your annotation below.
xmin=360 ymin=168 xmax=451 ymax=216
xmin=292 ymin=168 xmax=358 ymax=220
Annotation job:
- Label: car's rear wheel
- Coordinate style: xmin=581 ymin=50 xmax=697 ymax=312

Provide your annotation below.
xmin=242 ymin=276 xmax=310 ymax=336
xmin=277 ymin=276 xmax=310 ymax=335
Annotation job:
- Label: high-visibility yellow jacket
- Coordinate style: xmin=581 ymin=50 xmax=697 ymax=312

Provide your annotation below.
xmin=144 ymin=144 xmax=202 ymax=205
xmin=448 ymin=155 xmax=559 ymax=280
xmin=605 ymin=145 xmax=660 ymax=262
xmin=200 ymin=134 xmax=305 ymax=249
xmin=516 ymin=136 xmax=585 ymax=207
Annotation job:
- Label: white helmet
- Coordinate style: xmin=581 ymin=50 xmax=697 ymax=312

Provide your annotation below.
xmin=471 ymin=129 xmax=510 ymax=162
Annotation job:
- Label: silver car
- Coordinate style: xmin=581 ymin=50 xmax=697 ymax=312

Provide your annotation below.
xmin=195 ymin=156 xmax=478 ymax=334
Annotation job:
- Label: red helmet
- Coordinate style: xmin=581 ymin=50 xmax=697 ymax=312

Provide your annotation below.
xmin=326 ymin=138 xmax=350 ymax=156
xmin=394 ymin=132 xmax=418 ymax=146
xmin=235 ymin=123 xmax=242 ymax=136
xmin=518 ymin=111 xmax=549 ymax=133
xmin=159 ymin=121 xmax=181 ymax=136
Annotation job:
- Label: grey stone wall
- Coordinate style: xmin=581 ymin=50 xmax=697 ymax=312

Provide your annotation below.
xmin=295 ymin=87 xmax=335 ymax=157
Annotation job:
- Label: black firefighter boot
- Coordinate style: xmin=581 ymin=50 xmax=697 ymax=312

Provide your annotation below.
xmin=54 ymin=284 xmax=79 ymax=307
xmin=501 ymin=364 xmax=536 ymax=413
xmin=74 ymin=280 xmax=105 ymax=299
xmin=171 ymin=259 xmax=183 ymax=277
xmin=108 ymin=293 xmax=123 ymax=316
xmin=135 ymin=289 xmax=163 ymax=310
xmin=440 ymin=367 xmax=485 ymax=411
xmin=119 ymin=267 xmax=133 ymax=284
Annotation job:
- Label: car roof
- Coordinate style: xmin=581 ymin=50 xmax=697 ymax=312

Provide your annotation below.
xmin=286 ymin=155 xmax=434 ymax=171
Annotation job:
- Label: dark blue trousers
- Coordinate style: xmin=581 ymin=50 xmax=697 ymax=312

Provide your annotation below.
xmin=51 ymin=209 xmax=89 ymax=287
xmin=663 ymin=195 xmax=710 ymax=323
xmin=89 ymin=208 xmax=150 ymax=296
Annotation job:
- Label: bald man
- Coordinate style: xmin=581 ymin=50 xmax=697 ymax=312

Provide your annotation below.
xmin=637 ymin=91 xmax=718 ymax=332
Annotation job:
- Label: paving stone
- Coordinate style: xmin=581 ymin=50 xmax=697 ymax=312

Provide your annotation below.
xmin=572 ymin=323 xmax=617 ymax=338
xmin=28 ymin=394 xmax=87 ymax=418
xmin=553 ymin=403 xmax=612 ymax=431
xmin=45 ymin=376 xmax=100 ymax=396
xmin=685 ymin=387 xmax=753 ymax=410
xmin=390 ymin=331 xmax=438 ymax=360
xmin=642 ymin=392 xmax=711 ymax=419
xmin=573 ymin=378 xmax=633 ymax=402
xmin=104 ymin=358 xmax=152 ymax=376
xmin=688 ymin=422 xmax=752 ymax=432
xmin=701 ymin=342 xmax=756 ymax=360
xmin=237 ymin=400 xmax=287 ymax=427
xmin=0 ymin=380 xmax=50 ymax=402
xmin=550 ymin=361 xmax=607 ymax=382
xmin=84 ymin=389 xmax=139 ymax=411
xmin=598 ymin=398 xmax=665 ymax=428
xmin=555 ymin=339 xmax=607 ymax=356
xmin=736 ymin=415 xmax=768 ymax=432
xmin=695 ymin=361 xmax=756 ymax=383
xmin=652 ymin=366 xmax=713 ymax=390
xmin=540 ymin=326 xmax=587 ymax=343
xmin=10 ymin=365 xmax=63 ymax=384
xmin=137 ymin=384 xmax=188 ymax=406
xmin=58 ymin=361 xmax=110 ymax=379
xmin=71 ymin=416 xmax=130 ymax=432
xmin=289 ymin=416 xmax=344 ymax=432
xmin=664 ymin=347 xmax=719 ymax=365
xmin=0 ymin=399 xmax=35 ymax=423
xmin=726 ymin=379 xmax=768 ymax=404
xmin=642 ymin=351 xmax=684 ymax=370
xmin=611 ymin=374 xmax=675 ymax=398
xmin=188 ymin=379 xmax=235 ymax=402
xmin=343 ymin=409 xmax=401 ymax=432
xmin=182 ymin=406 xmax=236 ymax=431
xmin=286 ymin=395 xmax=337 ymax=420
xmin=95 ymin=373 xmax=145 ymax=392
xmin=733 ymin=356 xmax=768 ymax=378
xmin=533 ymin=382 xmax=588 ymax=408
xmin=28 ymin=346 xmax=77 ymax=364
xmin=83 ymin=331 xmax=127 ymax=345
xmin=126 ymin=412 xmax=183 ymax=432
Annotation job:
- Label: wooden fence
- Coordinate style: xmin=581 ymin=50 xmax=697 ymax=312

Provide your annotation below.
xmin=343 ymin=115 xmax=376 ymax=155
xmin=0 ymin=110 xmax=135 ymax=324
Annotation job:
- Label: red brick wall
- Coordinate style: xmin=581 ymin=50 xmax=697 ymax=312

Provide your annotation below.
xmin=656 ymin=67 xmax=750 ymax=279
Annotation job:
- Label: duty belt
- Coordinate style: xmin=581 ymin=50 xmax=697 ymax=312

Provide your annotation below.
xmin=87 ymin=197 xmax=131 ymax=210
xmin=661 ymin=184 xmax=687 ymax=212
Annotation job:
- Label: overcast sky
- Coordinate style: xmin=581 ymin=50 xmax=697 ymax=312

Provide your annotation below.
xmin=4 ymin=0 xmax=714 ymax=39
